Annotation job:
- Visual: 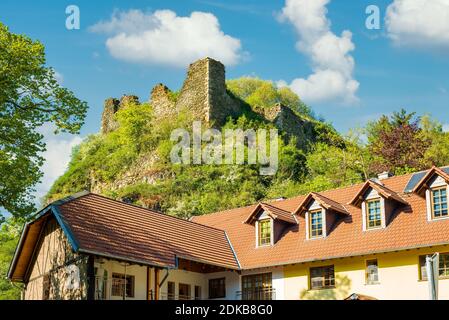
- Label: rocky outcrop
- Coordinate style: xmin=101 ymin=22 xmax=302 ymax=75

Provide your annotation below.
xmin=255 ymin=103 xmax=316 ymax=148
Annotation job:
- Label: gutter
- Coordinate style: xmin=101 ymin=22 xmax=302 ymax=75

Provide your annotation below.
xmin=224 ymin=231 xmax=241 ymax=270
xmin=78 ymin=248 xmax=172 ymax=269
xmin=241 ymin=241 xmax=449 ymax=271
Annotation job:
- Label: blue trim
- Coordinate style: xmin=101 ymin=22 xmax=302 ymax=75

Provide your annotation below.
xmin=51 ymin=205 xmax=79 ymax=252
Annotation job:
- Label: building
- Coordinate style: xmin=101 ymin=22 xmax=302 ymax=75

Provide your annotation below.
xmin=8 ymin=166 xmax=449 ymax=300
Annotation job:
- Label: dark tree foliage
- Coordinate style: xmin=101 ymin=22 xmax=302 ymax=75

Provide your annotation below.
xmin=368 ymin=109 xmax=431 ymax=174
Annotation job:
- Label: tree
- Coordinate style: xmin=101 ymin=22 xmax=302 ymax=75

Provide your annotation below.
xmin=226 ymin=77 xmax=313 ymax=117
xmin=366 ymin=109 xmax=431 ymax=174
xmin=0 ymin=219 xmax=22 ymax=300
xmin=0 ymin=23 xmax=87 ymax=218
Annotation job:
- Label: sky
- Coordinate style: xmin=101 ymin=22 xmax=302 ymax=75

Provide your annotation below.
xmin=1 ymin=0 xmax=448 ymax=204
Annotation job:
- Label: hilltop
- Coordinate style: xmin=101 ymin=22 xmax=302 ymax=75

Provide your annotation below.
xmin=45 ymin=58 xmax=355 ymax=217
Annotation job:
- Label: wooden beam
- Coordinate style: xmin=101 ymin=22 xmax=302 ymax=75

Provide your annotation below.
xmin=146 ymin=266 xmax=151 ymax=300
xmin=87 ymin=255 xmax=95 ymax=300
xmin=154 ymin=268 xmax=160 ymax=300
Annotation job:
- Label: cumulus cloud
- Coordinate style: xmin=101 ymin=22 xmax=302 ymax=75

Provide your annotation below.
xmin=386 ymin=0 xmax=449 ymax=50
xmin=89 ymin=9 xmax=245 ymax=67
xmin=54 ymin=71 xmax=64 ymax=84
xmin=443 ymin=124 xmax=449 ymax=132
xmin=34 ymin=125 xmax=82 ymax=203
xmin=278 ymin=0 xmax=359 ymax=104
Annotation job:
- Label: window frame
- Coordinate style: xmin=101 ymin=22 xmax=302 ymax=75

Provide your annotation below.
xmin=258 ymin=219 xmax=272 ymax=247
xmin=167 ymin=281 xmax=175 ymax=300
xmin=308 ymin=209 xmax=324 ymax=239
xmin=430 ymin=186 xmax=448 ymax=220
xmin=365 ymin=259 xmax=379 ymax=285
xmin=309 ymin=265 xmax=335 ymax=290
xmin=419 ymin=253 xmax=449 ymax=281
xmin=111 ymin=273 xmax=135 ymax=298
xmin=194 ymin=285 xmax=201 ymax=300
xmin=241 ymin=273 xmax=273 ymax=300
xmin=178 ymin=283 xmax=191 ymax=300
xmin=209 ymin=278 xmax=226 ymax=299
xmin=365 ymin=198 xmax=383 ymax=230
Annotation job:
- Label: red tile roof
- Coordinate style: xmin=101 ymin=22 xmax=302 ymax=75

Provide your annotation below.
xmin=349 ymin=179 xmax=409 ymax=207
xmin=51 ymin=193 xmax=240 ymax=270
xmin=412 ymin=166 xmax=449 ymax=194
xmin=192 ymin=171 xmax=449 ymax=269
xmin=244 ymin=202 xmax=297 ymax=225
xmin=294 ymin=192 xmax=350 ymax=216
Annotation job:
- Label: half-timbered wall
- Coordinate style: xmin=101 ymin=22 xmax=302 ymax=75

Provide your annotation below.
xmin=24 ymin=218 xmax=89 ymax=300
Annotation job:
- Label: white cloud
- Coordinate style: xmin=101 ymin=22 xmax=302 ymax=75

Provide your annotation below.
xmin=34 ymin=125 xmax=82 ymax=204
xmin=89 ymin=9 xmax=245 ymax=67
xmin=278 ymin=0 xmax=359 ymax=104
xmin=386 ymin=0 xmax=449 ymax=50
xmin=443 ymin=124 xmax=449 ymax=132
xmin=54 ymin=71 xmax=64 ymax=85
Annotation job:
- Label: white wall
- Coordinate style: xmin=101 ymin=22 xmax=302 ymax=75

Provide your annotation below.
xmin=95 ymin=259 xmax=148 ymax=300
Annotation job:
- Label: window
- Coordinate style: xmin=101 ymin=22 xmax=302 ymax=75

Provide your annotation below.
xmin=194 ymin=286 xmax=201 ymax=300
xmin=178 ymin=283 xmax=191 ymax=300
xmin=365 ymin=260 xmax=379 ymax=284
xmin=111 ymin=273 xmax=135 ymax=298
xmin=431 ymin=187 xmax=448 ymax=219
xmin=366 ymin=199 xmax=382 ymax=229
xmin=241 ymin=273 xmax=273 ymax=300
xmin=258 ymin=219 xmax=271 ymax=246
xmin=420 ymin=253 xmax=449 ymax=280
xmin=309 ymin=210 xmax=323 ymax=238
xmin=167 ymin=281 xmax=175 ymax=300
xmin=310 ymin=265 xmax=335 ymax=290
xmin=209 ymin=278 xmax=226 ymax=299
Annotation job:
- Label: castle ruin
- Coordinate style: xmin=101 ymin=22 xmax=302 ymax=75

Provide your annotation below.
xmin=100 ymin=57 xmax=314 ymax=147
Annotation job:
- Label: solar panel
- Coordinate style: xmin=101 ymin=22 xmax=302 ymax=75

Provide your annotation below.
xmin=403 ymin=166 xmax=449 ymax=193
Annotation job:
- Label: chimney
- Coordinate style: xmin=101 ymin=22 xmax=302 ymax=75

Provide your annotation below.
xmin=378 ymin=171 xmax=393 ymax=180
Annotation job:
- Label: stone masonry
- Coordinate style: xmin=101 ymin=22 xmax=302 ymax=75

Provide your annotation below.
xmin=101 ymin=95 xmax=140 ymax=134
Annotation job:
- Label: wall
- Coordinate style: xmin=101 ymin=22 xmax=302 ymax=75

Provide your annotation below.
xmin=24 ymin=218 xmax=89 ymax=300
xmin=175 ymin=57 xmax=242 ymax=127
xmin=94 ymin=259 xmax=148 ymax=300
xmin=283 ymin=245 xmax=449 ymax=300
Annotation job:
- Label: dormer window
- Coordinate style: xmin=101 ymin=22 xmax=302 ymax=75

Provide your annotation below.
xmin=349 ymin=179 xmax=408 ymax=231
xmin=409 ymin=166 xmax=449 ymax=222
xmin=431 ymin=187 xmax=448 ymax=219
xmin=309 ymin=210 xmax=323 ymax=238
xmin=244 ymin=202 xmax=297 ymax=248
xmin=366 ymin=198 xmax=382 ymax=229
xmin=294 ymin=192 xmax=350 ymax=240
xmin=258 ymin=219 xmax=272 ymax=246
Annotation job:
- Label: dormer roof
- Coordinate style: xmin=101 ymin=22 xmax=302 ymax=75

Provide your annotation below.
xmin=411 ymin=166 xmax=449 ymax=195
xmin=293 ymin=192 xmax=350 ymax=216
xmin=349 ymin=179 xmax=409 ymax=207
xmin=244 ymin=202 xmax=297 ymax=225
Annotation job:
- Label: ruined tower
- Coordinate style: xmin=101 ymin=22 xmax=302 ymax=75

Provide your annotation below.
xmin=155 ymin=57 xmax=242 ymax=127
xmin=101 ymin=57 xmax=314 ymax=148
xmin=100 ymin=95 xmax=140 ymax=134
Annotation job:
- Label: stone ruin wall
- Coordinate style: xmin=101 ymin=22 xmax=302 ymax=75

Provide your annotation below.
xmin=101 ymin=95 xmax=140 ymax=134
xmin=100 ymin=57 xmax=314 ymax=148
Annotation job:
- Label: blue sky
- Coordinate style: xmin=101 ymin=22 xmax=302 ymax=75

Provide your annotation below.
xmin=1 ymin=0 xmax=448 ymax=203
